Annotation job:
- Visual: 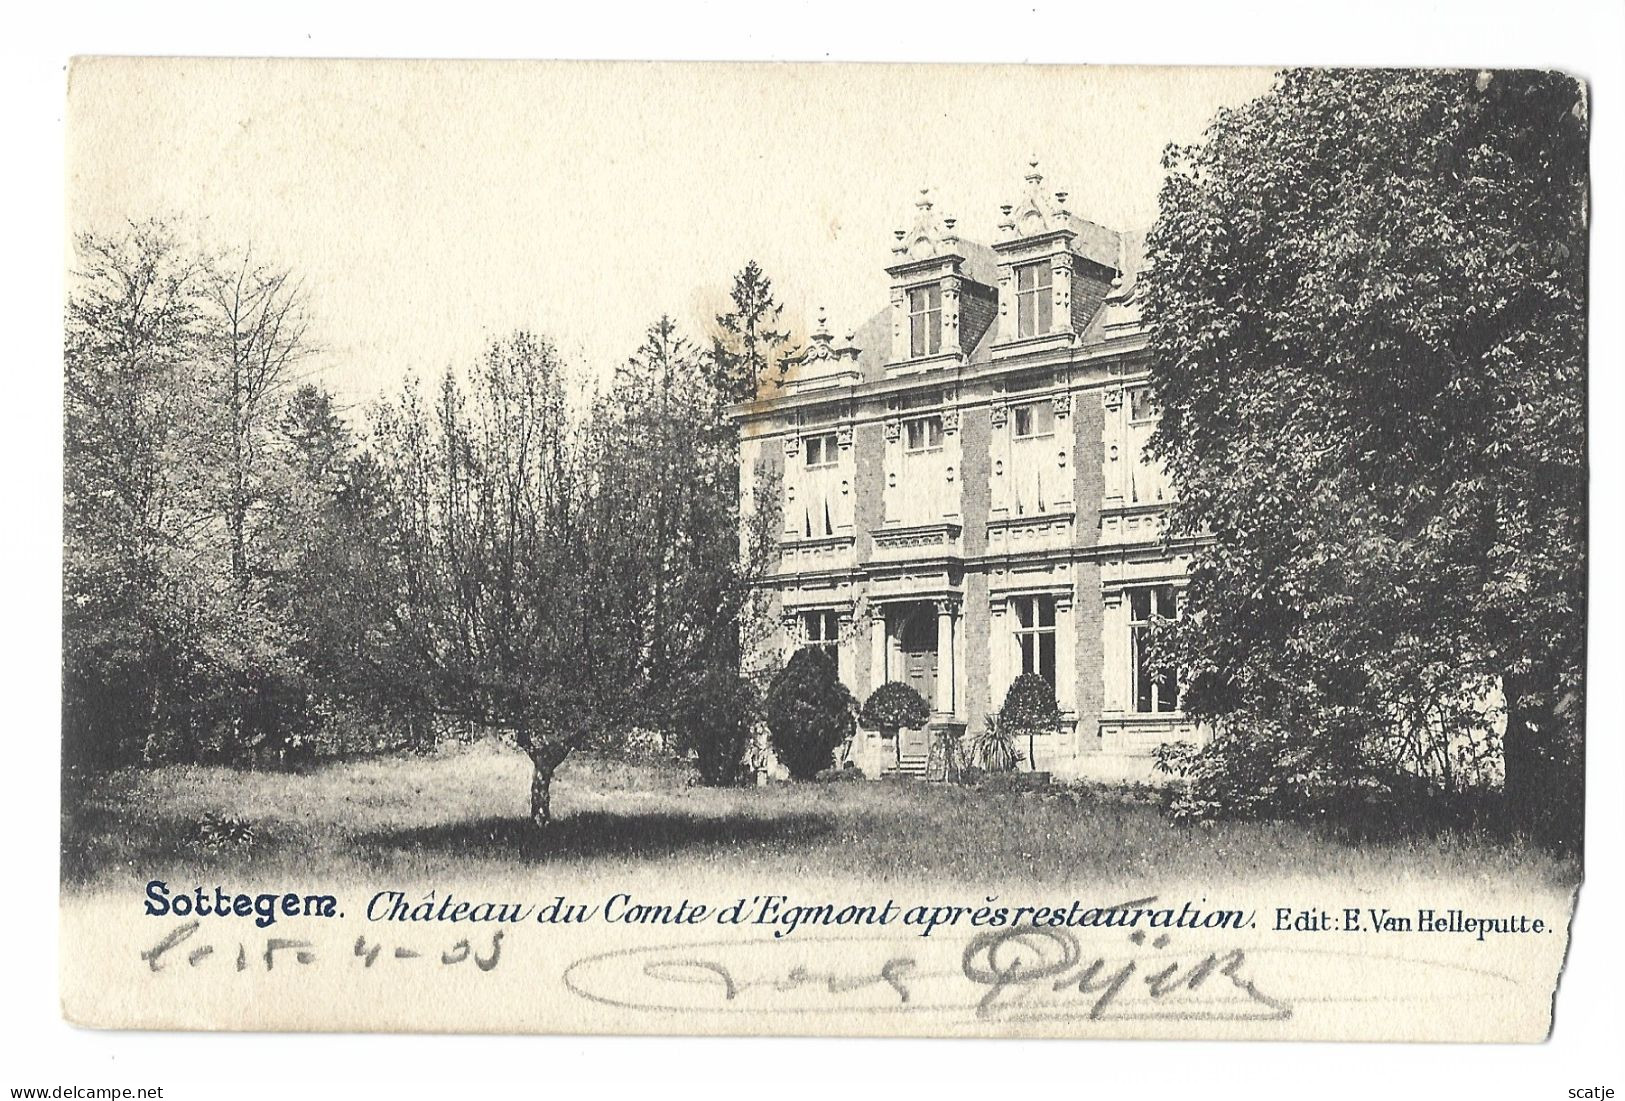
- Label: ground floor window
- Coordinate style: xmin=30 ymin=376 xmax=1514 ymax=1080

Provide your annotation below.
xmin=1129 ymin=585 xmax=1180 ymax=713
xmin=1011 ymin=594 xmax=1057 ymax=686
xmin=802 ymin=609 xmax=840 ymax=652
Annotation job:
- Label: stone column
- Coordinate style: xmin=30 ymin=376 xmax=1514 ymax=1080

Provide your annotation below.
xmin=1052 ymin=255 xmax=1073 ymax=337
xmin=1055 ymin=587 xmax=1077 ymax=714
xmin=988 ymin=594 xmax=1009 ymax=713
xmin=1102 ymin=385 xmax=1126 ymax=511
xmin=870 ymin=604 xmax=889 ymax=688
xmin=837 ymin=612 xmax=855 ymax=688
xmin=1101 ymin=589 xmax=1125 ymax=712
xmin=783 ymin=432 xmax=803 ymax=539
xmin=989 ymin=400 xmax=1010 ymax=522
xmin=1051 ymin=391 xmax=1074 ymax=514
xmin=889 ymin=286 xmax=907 ymax=363
xmin=935 ymin=601 xmax=956 ymax=714
xmin=941 ymin=404 xmax=962 ymax=524
xmin=882 ymin=416 xmax=902 ymax=526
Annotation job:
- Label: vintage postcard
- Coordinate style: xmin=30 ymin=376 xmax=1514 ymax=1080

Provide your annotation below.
xmin=60 ymin=59 xmax=1586 ymax=1040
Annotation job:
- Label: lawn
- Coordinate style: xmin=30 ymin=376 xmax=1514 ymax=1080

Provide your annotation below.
xmin=60 ymin=737 xmax=1576 ymax=894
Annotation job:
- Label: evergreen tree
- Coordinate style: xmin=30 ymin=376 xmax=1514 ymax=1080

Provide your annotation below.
xmin=711 ymin=260 xmax=793 ymax=403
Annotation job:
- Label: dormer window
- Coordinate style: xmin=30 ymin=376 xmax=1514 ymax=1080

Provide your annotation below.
xmin=804 ymin=432 xmax=839 ymax=468
xmin=908 ymin=284 xmax=943 ymax=358
xmin=1016 ymin=261 xmax=1054 ymax=338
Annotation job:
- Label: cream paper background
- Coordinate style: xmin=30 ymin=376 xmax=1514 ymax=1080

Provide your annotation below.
xmin=59 ymin=57 xmax=1582 ymax=1043
xmin=63 ymin=869 xmax=1574 ymax=1040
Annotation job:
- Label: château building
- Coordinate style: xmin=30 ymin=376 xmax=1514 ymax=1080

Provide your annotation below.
xmin=733 ymin=164 xmax=1202 ymax=781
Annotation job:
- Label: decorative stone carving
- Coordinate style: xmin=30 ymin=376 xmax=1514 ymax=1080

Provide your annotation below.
xmin=997 ymin=160 xmax=1075 ymax=243
xmin=892 ymin=188 xmax=956 ymax=262
xmin=941 ymin=408 xmax=960 ymax=433
xmin=884 ymin=418 xmax=901 ymax=442
xmin=872 ymin=523 xmax=962 ymax=551
xmin=784 ymin=435 xmax=800 ymax=457
xmin=837 ymin=424 xmax=854 ymax=449
xmin=990 ymin=401 xmax=1008 ymax=428
xmin=1052 ymin=392 xmax=1072 ymax=418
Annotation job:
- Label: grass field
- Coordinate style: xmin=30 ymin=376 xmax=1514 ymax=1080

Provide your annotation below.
xmin=60 ymin=737 xmax=1576 ymax=892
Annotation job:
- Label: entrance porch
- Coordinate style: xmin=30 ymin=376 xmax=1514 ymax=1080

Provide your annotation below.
xmin=852 ymin=597 xmax=965 ymax=779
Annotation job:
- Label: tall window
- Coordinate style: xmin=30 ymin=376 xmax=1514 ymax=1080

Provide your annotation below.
xmin=803 ymin=610 xmax=840 ymax=652
xmin=804 ymin=431 xmax=839 ymax=468
xmin=1009 ymin=400 xmax=1057 ymax=516
xmin=1129 ymin=585 xmax=1180 ymax=713
xmin=799 ymin=431 xmax=840 ymax=537
xmin=1012 ymin=594 xmax=1057 ymax=686
xmin=904 ymin=415 xmax=944 ymax=453
xmin=909 ymin=284 xmax=943 ymax=358
xmin=1127 ymin=387 xmax=1171 ymax=505
xmin=1012 ymin=400 xmax=1055 ymax=439
xmin=1016 ymin=261 xmax=1054 ymax=338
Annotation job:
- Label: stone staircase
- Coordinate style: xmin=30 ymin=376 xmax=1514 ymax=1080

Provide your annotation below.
xmin=892 ymin=750 xmax=928 ymax=778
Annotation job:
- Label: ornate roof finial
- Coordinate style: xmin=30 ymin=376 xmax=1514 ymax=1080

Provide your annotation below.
xmin=917 ymin=187 xmax=933 ymax=210
xmin=1026 ymin=157 xmax=1042 ymax=185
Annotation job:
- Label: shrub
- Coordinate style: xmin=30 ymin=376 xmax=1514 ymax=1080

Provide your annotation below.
xmin=195 ymin=812 xmax=257 ymax=852
xmin=763 ymin=647 xmax=856 ymax=780
xmin=998 ymin=673 xmax=1063 ymax=772
xmin=1154 ymin=712 xmax=1393 ymax=826
xmin=859 ymin=682 xmax=931 ymax=730
xmin=970 ymin=715 xmax=1024 ymax=773
xmin=814 ymin=762 xmax=866 ymax=783
xmin=671 ymin=669 xmax=759 ymax=786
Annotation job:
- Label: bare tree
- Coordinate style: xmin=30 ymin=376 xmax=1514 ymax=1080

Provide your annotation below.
xmin=199 ymin=251 xmax=313 ymax=607
xmin=376 ymin=334 xmax=646 ymax=833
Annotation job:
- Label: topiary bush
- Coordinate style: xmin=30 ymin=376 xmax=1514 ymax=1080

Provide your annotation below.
xmin=999 ymin=673 xmax=1063 ymax=772
xmin=763 ymin=647 xmax=856 ymax=780
xmin=859 ymin=681 xmax=931 ymax=731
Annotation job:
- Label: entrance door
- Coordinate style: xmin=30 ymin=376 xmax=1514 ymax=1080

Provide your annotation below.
xmin=897 ymin=607 xmax=938 ymax=716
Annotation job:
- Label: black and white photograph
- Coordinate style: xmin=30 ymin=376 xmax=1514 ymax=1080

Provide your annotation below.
xmin=6 ymin=6 xmax=1621 ymax=1095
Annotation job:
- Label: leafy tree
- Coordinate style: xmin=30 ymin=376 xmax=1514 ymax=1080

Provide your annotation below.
xmin=273 ymin=388 xmax=434 ymax=754
xmin=763 ymin=647 xmax=856 ymax=780
xmin=859 ymin=682 xmax=931 ymax=731
xmin=1142 ymin=69 xmax=1587 ymax=847
xmin=711 ymin=260 xmax=793 ymax=403
xmin=64 ymin=222 xmax=348 ymax=768
xmin=599 ymin=316 xmax=782 ymax=745
xmin=64 ymin=220 xmax=209 ymax=767
xmin=998 ymin=673 xmax=1063 ymax=773
xmin=671 ymin=668 xmax=759 ymax=786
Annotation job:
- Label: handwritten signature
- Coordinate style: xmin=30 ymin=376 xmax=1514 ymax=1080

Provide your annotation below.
xmin=564 ymin=925 xmax=1524 ymax=1025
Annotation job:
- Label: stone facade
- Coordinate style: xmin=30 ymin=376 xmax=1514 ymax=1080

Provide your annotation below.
xmin=733 ymin=165 xmax=1204 ymax=781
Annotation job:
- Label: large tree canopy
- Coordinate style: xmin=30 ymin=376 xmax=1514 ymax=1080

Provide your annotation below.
xmin=1143 ymin=69 xmax=1586 ymax=846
